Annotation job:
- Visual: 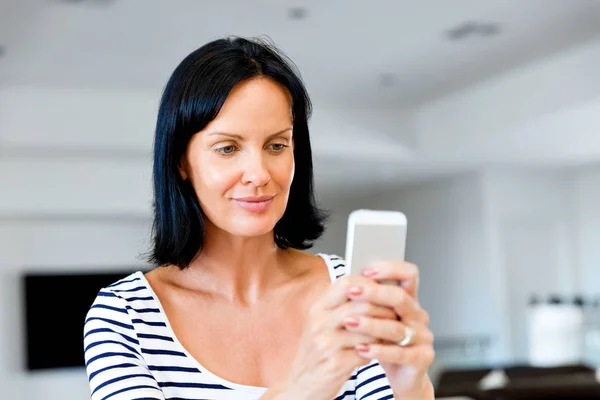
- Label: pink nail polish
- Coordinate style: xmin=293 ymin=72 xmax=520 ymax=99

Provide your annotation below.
xmin=348 ymin=286 xmax=363 ymax=296
xmin=356 ymin=343 xmax=370 ymax=352
xmin=344 ymin=317 xmax=360 ymax=328
xmin=362 ymin=268 xmax=379 ymax=277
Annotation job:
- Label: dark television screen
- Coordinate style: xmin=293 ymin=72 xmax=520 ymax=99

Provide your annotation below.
xmin=23 ymin=269 xmax=141 ymax=370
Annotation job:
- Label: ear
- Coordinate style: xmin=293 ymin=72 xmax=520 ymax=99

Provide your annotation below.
xmin=178 ymin=158 xmax=189 ymax=181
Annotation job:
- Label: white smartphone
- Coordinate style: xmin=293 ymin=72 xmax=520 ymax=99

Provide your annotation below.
xmin=344 ymin=209 xmax=407 ymax=279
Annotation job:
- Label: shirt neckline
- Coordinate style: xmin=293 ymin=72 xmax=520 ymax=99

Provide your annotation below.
xmin=134 ymin=253 xmax=340 ymax=393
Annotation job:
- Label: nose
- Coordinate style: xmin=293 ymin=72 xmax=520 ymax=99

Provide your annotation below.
xmin=241 ymin=152 xmax=271 ymax=187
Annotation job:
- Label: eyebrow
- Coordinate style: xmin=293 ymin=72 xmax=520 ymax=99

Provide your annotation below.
xmin=207 ymin=127 xmax=292 ymax=141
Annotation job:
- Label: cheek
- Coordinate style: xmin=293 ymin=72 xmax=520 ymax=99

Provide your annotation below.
xmin=191 ymin=158 xmax=240 ymax=198
xmin=274 ymin=153 xmax=295 ymax=189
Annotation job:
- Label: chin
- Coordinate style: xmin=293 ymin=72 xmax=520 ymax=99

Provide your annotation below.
xmin=228 ymin=213 xmax=281 ymax=238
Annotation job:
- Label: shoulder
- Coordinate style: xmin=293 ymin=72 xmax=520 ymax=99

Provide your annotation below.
xmin=285 ymin=250 xmax=347 ymax=284
xmin=103 ymin=272 xmax=150 ymax=298
xmin=316 ymin=253 xmax=348 ymax=282
xmin=84 ymin=272 xmax=151 ymax=332
xmin=83 ymin=275 xmax=140 ymax=354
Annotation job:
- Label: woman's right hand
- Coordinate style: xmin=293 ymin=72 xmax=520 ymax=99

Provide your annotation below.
xmin=264 ymin=276 xmax=397 ymax=400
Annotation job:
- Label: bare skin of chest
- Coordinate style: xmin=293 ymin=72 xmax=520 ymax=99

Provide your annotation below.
xmin=146 ymin=258 xmax=330 ymax=388
xmin=168 ymin=297 xmax=307 ymax=387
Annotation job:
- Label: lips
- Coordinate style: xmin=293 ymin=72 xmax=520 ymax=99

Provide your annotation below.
xmin=233 ymin=195 xmax=275 ymax=213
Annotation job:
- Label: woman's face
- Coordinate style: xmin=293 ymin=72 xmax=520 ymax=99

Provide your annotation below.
xmin=181 ymin=77 xmax=295 ymax=239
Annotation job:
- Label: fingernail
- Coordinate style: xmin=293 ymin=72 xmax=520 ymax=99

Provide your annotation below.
xmin=361 ymin=267 xmax=379 ymax=277
xmin=356 ymin=343 xmax=370 ymax=353
xmin=343 ymin=317 xmax=360 ymax=328
xmin=348 ymin=286 xmax=363 ymax=296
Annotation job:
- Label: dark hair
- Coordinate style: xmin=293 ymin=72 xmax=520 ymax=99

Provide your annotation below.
xmin=148 ymin=36 xmax=328 ymax=269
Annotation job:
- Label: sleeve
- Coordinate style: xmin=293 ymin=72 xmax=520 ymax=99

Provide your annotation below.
xmin=83 ymin=289 xmax=166 ymax=400
xmin=354 ymin=360 xmax=394 ymax=400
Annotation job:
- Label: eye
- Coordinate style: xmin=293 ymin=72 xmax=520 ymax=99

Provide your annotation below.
xmin=269 ymin=143 xmax=288 ymax=151
xmin=216 ymin=145 xmax=237 ymax=155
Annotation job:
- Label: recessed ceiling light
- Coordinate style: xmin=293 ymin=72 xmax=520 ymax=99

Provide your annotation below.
xmin=56 ymin=0 xmax=115 ymax=5
xmin=479 ymin=23 xmax=500 ymax=36
xmin=289 ymin=7 xmax=308 ymax=20
xmin=379 ymin=73 xmax=396 ymax=88
xmin=446 ymin=21 xmax=500 ymax=41
xmin=447 ymin=21 xmax=477 ymax=41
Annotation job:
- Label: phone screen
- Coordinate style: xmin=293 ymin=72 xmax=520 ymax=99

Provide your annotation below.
xmin=347 ymin=222 xmax=406 ymax=276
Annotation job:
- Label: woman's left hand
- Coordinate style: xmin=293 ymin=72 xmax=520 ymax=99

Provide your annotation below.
xmin=344 ymin=261 xmax=435 ymax=399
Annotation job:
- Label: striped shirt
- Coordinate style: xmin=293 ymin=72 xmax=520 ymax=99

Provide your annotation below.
xmin=83 ymin=253 xmax=394 ymax=400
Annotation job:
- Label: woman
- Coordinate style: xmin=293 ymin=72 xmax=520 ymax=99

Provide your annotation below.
xmin=84 ymin=37 xmax=435 ymax=400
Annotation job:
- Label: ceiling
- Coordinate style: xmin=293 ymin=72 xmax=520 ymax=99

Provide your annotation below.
xmin=1 ymin=0 xmax=600 ymax=201
xmin=2 ymin=0 xmax=600 ymax=108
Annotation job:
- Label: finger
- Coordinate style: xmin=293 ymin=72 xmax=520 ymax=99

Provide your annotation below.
xmin=344 ymin=317 xmax=434 ymax=345
xmin=361 ymin=261 xmax=419 ymax=298
xmin=356 ymin=343 xmax=435 ymax=371
xmin=334 ymin=300 xmax=397 ymax=328
xmin=326 ymin=349 xmax=373 ymax=375
xmin=313 ymin=329 xmax=380 ymax=354
xmin=315 ymin=275 xmax=373 ymax=310
xmin=348 ymin=281 xmax=428 ymax=325
xmin=336 ymin=329 xmax=382 ymax=349
xmin=312 ymin=332 xmax=378 ymax=372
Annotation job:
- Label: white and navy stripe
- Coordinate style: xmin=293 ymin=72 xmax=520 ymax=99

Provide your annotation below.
xmin=84 ymin=254 xmax=394 ymax=400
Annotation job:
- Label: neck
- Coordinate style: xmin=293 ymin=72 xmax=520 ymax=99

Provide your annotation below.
xmin=185 ymin=222 xmax=293 ymax=304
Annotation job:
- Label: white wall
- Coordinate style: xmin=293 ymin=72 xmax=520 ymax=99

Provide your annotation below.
xmin=0 ymin=218 xmax=151 ymax=400
xmin=0 ymin=156 xmax=153 ymax=218
xmin=345 ymin=168 xmax=597 ymax=365
xmin=312 ymin=174 xmax=498 ymax=371
xmin=313 ymin=192 xmax=387 ymax=258
xmin=481 ymin=169 xmax=578 ymax=362
xmin=0 ymin=86 xmax=412 ymax=163
xmin=312 ymin=199 xmax=353 ymax=258
xmin=415 ymin=37 xmax=600 ymax=161
xmin=0 ymin=87 xmax=157 ymax=400
xmin=366 ymin=175 xmax=494 ymax=343
xmin=574 ymin=166 xmax=600 ymax=298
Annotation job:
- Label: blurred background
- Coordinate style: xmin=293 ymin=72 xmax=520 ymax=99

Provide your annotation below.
xmin=2 ymin=0 xmax=600 ymax=399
